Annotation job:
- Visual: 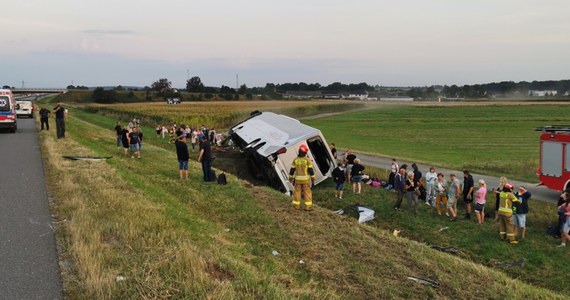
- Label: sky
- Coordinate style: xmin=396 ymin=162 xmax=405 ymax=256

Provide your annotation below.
xmin=1 ymin=0 xmax=569 ymax=88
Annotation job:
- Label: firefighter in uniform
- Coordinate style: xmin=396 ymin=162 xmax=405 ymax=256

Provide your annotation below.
xmin=498 ymin=183 xmax=522 ymax=244
xmin=289 ymin=144 xmax=316 ymax=211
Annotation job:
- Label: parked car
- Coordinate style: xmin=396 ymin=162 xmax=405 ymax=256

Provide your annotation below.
xmin=0 ymin=89 xmax=17 ymax=132
xmin=15 ymin=100 xmax=34 ymax=118
xmin=229 ymin=111 xmax=336 ymax=194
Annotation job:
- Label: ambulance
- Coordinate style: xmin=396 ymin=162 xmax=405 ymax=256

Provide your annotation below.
xmin=0 ymin=89 xmax=17 ymax=132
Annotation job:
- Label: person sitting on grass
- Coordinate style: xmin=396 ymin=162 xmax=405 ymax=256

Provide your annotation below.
xmin=447 ymin=174 xmax=461 ymax=221
xmin=435 ymin=173 xmax=448 ymax=216
xmin=558 ymin=191 xmax=570 ymax=247
xmin=331 ymin=162 xmax=346 ymax=199
xmin=474 ymin=179 xmax=487 ymax=225
xmin=350 ymin=158 xmax=365 ymax=194
xmin=513 ymin=186 xmax=531 ymax=239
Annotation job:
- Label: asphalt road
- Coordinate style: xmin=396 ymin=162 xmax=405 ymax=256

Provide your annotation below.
xmin=350 ymin=152 xmax=562 ymax=203
xmin=0 ymin=118 xmax=63 ymax=299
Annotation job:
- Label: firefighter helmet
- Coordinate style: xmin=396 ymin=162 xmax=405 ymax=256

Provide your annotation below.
xmin=299 ymin=144 xmax=309 ymax=153
xmin=504 ymin=183 xmax=514 ymax=191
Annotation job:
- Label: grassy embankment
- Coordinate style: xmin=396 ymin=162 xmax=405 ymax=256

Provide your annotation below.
xmin=38 ymin=106 xmax=566 ymax=298
xmin=305 ymin=103 xmax=570 ymax=182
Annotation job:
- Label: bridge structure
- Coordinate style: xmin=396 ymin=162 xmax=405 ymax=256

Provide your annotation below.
xmin=9 ymin=88 xmax=67 ymax=94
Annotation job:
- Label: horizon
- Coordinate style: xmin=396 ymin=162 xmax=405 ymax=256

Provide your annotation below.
xmin=2 ymin=0 xmax=569 ymax=89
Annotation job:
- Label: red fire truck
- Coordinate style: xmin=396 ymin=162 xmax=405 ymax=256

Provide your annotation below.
xmin=536 ymin=126 xmax=570 ymax=192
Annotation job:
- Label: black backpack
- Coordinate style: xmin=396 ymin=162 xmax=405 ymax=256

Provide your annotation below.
xmin=217 ymin=173 xmax=227 ymax=185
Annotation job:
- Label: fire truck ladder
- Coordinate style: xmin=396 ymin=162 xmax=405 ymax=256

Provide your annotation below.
xmin=535 ymin=126 xmax=570 ymax=133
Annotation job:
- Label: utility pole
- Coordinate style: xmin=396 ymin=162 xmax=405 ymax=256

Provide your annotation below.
xmin=21 ymin=81 xmax=25 ymax=89
xmin=236 ymin=73 xmax=239 ymax=90
xmin=187 ymin=69 xmax=189 ymax=81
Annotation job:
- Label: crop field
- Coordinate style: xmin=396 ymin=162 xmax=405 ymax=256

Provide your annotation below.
xmin=84 ymin=100 xmax=365 ymax=130
xmin=304 ymin=102 xmax=570 ymax=182
xmin=36 ymin=103 xmax=567 ymax=299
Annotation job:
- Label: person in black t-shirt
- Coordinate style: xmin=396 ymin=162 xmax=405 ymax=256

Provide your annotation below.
xmin=121 ymin=125 xmax=130 ymax=156
xmin=350 ymin=158 xmax=365 ymax=194
xmin=198 ymin=134 xmax=213 ymax=181
xmin=175 ymin=135 xmax=190 ymax=179
xmin=114 ymin=121 xmax=122 ymax=149
xmin=52 ymin=101 xmax=66 ymax=139
xmin=463 ymin=170 xmax=474 ymax=219
xmin=39 ymin=107 xmax=50 ymax=130
xmin=128 ymin=127 xmax=141 ymax=159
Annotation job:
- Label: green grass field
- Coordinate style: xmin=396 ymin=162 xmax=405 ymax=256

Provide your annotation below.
xmin=36 ymin=103 xmax=568 ymax=298
xmin=304 ymin=103 xmax=570 ymax=182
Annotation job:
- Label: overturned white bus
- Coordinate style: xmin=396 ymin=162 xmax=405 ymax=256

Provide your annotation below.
xmin=229 ymin=111 xmax=336 ymax=194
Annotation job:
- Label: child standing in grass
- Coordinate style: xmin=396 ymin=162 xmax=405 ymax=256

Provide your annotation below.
xmin=332 ymin=162 xmax=346 ymax=199
xmin=474 ymin=179 xmax=487 ymax=225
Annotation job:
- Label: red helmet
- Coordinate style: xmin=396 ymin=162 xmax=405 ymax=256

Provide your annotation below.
xmin=504 ymin=183 xmax=514 ymax=190
xmin=299 ymin=144 xmax=309 ymax=153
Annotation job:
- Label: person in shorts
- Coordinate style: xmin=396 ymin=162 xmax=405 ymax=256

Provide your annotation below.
xmin=447 ymin=174 xmax=461 ymax=221
xmin=513 ymin=186 xmax=531 ymax=239
xmin=175 ymin=135 xmax=190 ymax=179
xmin=331 ymin=162 xmax=346 ymax=199
xmin=474 ymin=179 xmax=487 ymax=225
xmin=129 ymin=127 xmax=141 ymax=159
xmin=350 ymin=158 xmax=365 ymax=194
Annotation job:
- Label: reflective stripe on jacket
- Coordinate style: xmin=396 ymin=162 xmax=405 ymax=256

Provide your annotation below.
xmin=289 ymin=156 xmax=315 ymax=182
xmin=499 ymin=191 xmax=520 ymax=214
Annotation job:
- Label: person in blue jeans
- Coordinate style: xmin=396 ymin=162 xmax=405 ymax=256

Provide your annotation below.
xmin=198 ymin=134 xmax=213 ymax=181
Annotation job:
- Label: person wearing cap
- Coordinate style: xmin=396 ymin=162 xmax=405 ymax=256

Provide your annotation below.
xmin=474 ymin=179 xmax=487 ymax=225
xmin=197 ymin=134 xmax=213 ymax=181
xmin=513 ymin=186 xmax=532 ymax=239
xmin=498 ymin=183 xmax=522 ymax=244
xmin=289 ymin=144 xmax=316 ymax=211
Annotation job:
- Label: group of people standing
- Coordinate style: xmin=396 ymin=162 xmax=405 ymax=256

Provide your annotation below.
xmin=38 ymin=101 xmax=67 ymax=139
xmin=331 ymin=149 xmax=366 ymax=200
xmin=114 ymin=120 xmax=143 ymax=159
xmin=389 ymin=160 xmax=532 ymax=245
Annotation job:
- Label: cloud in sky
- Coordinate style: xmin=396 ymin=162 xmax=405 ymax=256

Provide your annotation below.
xmin=2 ymin=0 xmax=569 ymax=88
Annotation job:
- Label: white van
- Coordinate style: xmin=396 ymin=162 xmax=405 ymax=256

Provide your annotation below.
xmin=16 ymin=99 xmax=34 ymax=118
xmin=229 ymin=111 xmax=336 ymax=194
xmin=0 ymin=89 xmax=17 ymax=132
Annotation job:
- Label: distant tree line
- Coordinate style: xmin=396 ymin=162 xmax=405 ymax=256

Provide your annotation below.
xmin=142 ymin=77 xmax=570 ymax=102
xmin=410 ymin=80 xmax=570 ymax=99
